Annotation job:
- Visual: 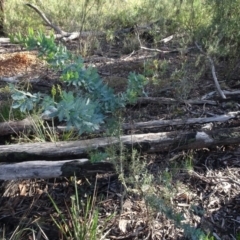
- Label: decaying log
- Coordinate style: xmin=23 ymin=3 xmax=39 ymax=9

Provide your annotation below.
xmin=122 ymin=111 xmax=240 ymax=130
xmin=1 ymin=111 xmax=239 ymax=136
xmin=0 ymin=159 xmax=115 ymax=180
xmin=0 ymin=117 xmax=33 ymax=136
xmin=1 ymin=127 xmax=240 ymax=162
xmin=0 ymin=37 xmax=8 ymax=43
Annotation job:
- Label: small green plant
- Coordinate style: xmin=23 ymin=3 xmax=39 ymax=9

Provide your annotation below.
xmin=10 ymin=85 xmax=43 ymax=112
xmin=121 ymin=35 xmax=140 ymax=54
xmin=0 ymin=101 xmax=25 ymax=122
xmin=10 ymin=28 xmax=71 ymax=68
xmin=237 ymin=232 xmax=240 ymax=240
xmin=125 ymin=72 xmax=148 ymax=104
xmin=130 ymin=150 xmax=154 ymax=194
xmin=90 ymin=151 xmax=108 ymax=163
xmin=26 ymin=115 xmax=58 ymax=143
xmin=49 ymin=176 xmax=112 ymax=240
xmin=8 ymin=227 xmax=36 ymax=240
xmin=0 ymin=222 xmax=43 ymax=240
xmin=162 ymin=169 xmax=173 ymax=187
xmin=183 ymin=152 xmax=194 ymax=171
xmin=143 ymin=59 xmax=160 ymax=78
xmin=169 ymin=58 xmax=201 ymax=100
xmin=143 ymin=59 xmax=170 ymax=87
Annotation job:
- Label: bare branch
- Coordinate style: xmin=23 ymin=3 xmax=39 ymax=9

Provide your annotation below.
xmin=25 ymin=3 xmax=68 ymax=35
xmin=195 ymin=42 xmax=226 ymax=99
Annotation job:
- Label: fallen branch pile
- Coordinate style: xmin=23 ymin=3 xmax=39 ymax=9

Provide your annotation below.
xmin=1 ymin=125 xmax=240 ymax=179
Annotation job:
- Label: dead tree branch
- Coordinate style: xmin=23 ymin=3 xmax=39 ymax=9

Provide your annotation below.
xmin=25 ymin=3 xmax=105 ymax=41
xmin=195 ymin=42 xmax=226 ymax=99
xmin=122 ymin=111 xmax=240 ymax=130
xmin=25 ymin=3 xmax=67 ymax=35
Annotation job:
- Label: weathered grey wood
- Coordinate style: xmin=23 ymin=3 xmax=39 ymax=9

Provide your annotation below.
xmin=202 ymin=90 xmax=240 ymax=100
xmin=1 ymin=111 xmax=239 ymax=136
xmin=137 ymin=97 xmax=217 ymax=105
xmin=122 ymin=111 xmax=240 ymax=129
xmin=0 ymin=37 xmax=9 ymax=43
xmin=0 ymin=117 xmax=33 ymax=136
xmin=1 ymin=127 xmax=240 ymax=162
xmin=0 ymin=159 xmax=115 ymax=180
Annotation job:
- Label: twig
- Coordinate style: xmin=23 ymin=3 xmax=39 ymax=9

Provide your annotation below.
xmin=140 ymin=45 xmax=178 ymax=53
xmin=195 ymin=42 xmax=226 ymax=99
xmin=123 ymin=50 xmax=136 ymax=61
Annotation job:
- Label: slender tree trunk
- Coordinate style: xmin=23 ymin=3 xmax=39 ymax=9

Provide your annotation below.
xmin=0 ymin=0 xmax=4 ymax=36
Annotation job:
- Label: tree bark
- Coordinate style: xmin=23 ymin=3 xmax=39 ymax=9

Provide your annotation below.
xmin=0 ymin=0 xmax=4 ymax=36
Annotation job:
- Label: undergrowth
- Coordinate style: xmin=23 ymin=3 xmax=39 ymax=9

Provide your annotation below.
xmin=9 ymin=30 xmax=148 ymax=136
xmin=3 ymin=0 xmax=240 ymax=239
xmin=5 ymin=0 xmax=240 ymax=64
xmin=49 ymin=176 xmax=113 ymax=240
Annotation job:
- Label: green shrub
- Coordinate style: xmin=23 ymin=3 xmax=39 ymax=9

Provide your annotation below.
xmin=10 ymin=30 xmax=148 ymax=135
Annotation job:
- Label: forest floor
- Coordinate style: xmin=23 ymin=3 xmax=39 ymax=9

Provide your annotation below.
xmin=0 ymin=35 xmax=240 ymax=240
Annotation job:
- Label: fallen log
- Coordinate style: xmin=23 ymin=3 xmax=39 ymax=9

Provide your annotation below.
xmin=0 ymin=111 xmax=239 ymax=136
xmin=0 ymin=117 xmax=33 ymax=136
xmin=0 ymin=37 xmax=9 ymax=43
xmin=1 ymin=127 xmax=240 ymax=162
xmin=0 ymin=159 xmax=115 ymax=180
xmin=137 ymin=97 xmax=217 ymax=106
xmin=202 ymin=90 xmax=240 ymax=101
xmin=122 ymin=111 xmax=240 ymax=130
